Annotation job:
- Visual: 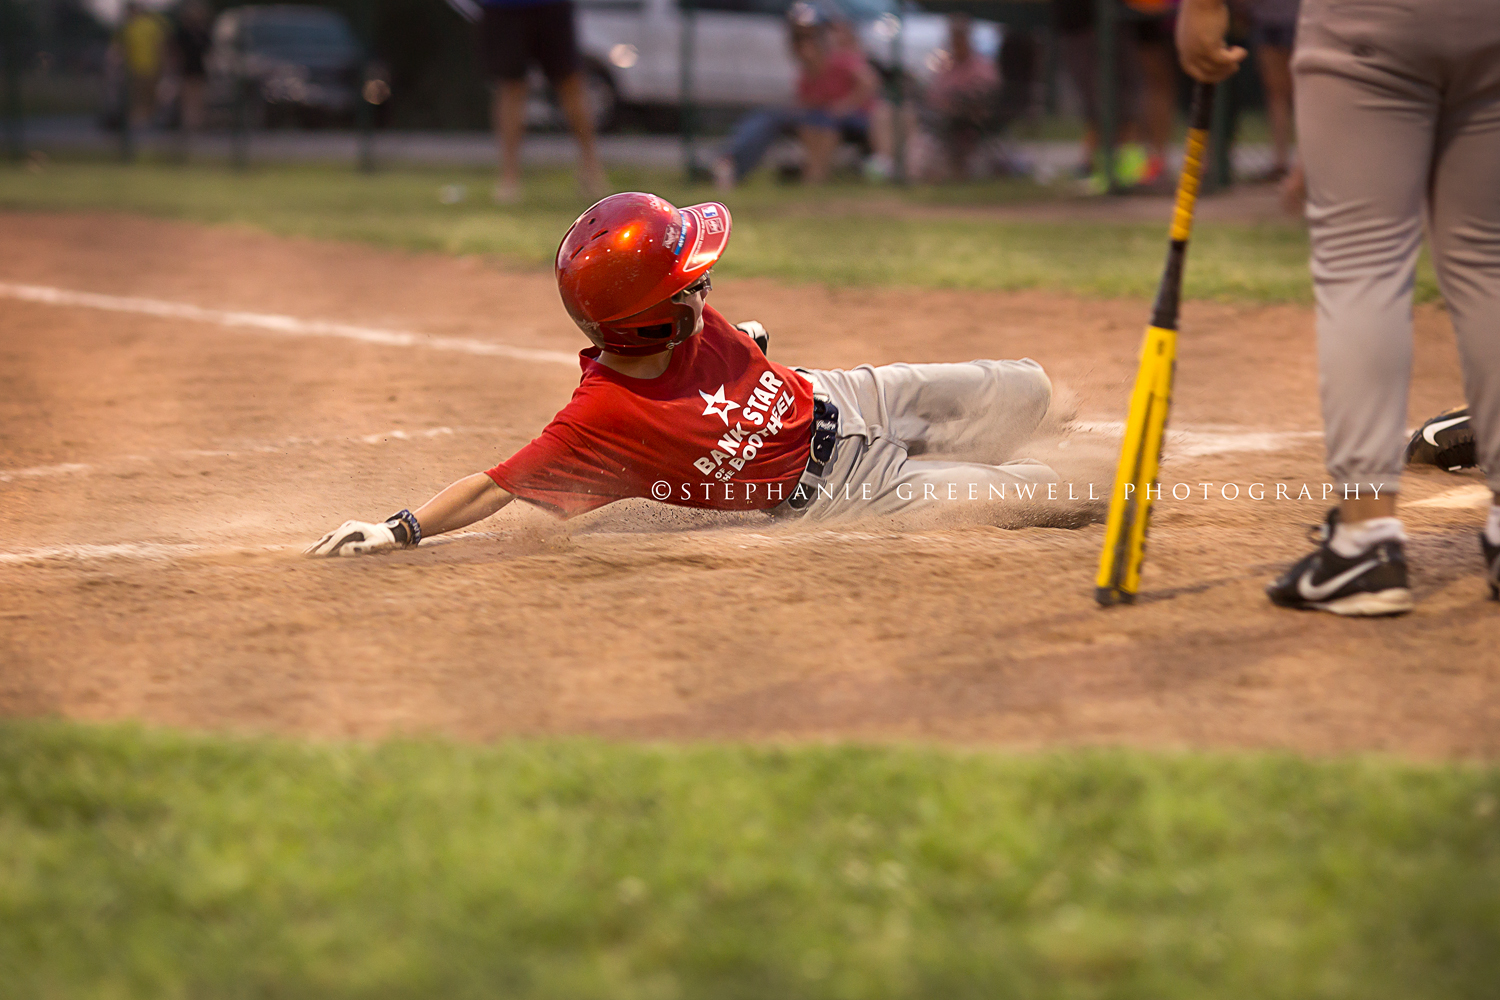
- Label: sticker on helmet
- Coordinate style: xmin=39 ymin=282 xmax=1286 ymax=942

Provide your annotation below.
xmin=702 ymin=205 xmax=719 ymax=217
xmin=704 ymin=217 xmax=724 ymax=235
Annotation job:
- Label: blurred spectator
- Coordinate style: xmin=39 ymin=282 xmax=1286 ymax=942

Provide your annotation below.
xmin=1052 ymin=0 xmax=1147 ymax=190
xmin=476 ymin=0 xmax=606 ymax=203
xmin=1245 ymin=0 xmax=1302 ymax=204
xmin=173 ymin=0 xmax=211 ymax=136
xmin=119 ymin=1 xmax=168 ymax=128
xmin=1127 ymin=0 xmax=1179 ymax=186
xmin=714 ymin=4 xmax=887 ymax=188
xmin=827 ymin=10 xmax=894 ymax=180
xmin=917 ymin=14 xmax=999 ymax=181
xmin=828 ymin=15 xmax=862 ymax=58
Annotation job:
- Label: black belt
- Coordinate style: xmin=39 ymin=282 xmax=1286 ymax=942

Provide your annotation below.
xmin=785 ymin=398 xmax=838 ymax=511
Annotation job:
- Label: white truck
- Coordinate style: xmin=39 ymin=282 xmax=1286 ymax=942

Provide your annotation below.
xmin=475 ymin=0 xmax=1002 ymax=131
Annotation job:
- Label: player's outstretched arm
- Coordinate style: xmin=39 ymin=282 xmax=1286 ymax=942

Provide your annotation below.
xmin=305 ymin=473 xmax=514 ymax=557
xmin=413 ymin=472 xmax=514 ymax=537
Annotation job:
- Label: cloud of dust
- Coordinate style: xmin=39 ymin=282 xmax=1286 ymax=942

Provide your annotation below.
xmin=883 ymin=381 xmax=1113 ymax=532
xmin=537 ymin=381 xmax=1116 ymax=540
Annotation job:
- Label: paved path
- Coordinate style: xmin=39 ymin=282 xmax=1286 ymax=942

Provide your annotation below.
xmin=22 ymin=115 xmax=1276 ymax=178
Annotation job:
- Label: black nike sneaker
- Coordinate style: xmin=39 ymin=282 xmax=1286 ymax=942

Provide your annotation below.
xmin=1267 ymin=509 xmax=1413 ymax=616
xmin=1483 ymin=532 xmax=1500 ymax=601
xmin=1405 ymin=406 xmax=1475 ymax=471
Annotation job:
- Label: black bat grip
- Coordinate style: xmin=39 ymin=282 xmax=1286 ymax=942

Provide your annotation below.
xmin=1187 ymin=80 xmax=1215 ymax=132
xmin=1148 ymin=81 xmax=1216 ymax=331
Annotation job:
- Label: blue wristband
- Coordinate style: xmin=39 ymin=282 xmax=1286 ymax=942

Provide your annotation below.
xmin=387 ymin=509 xmax=422 ymax=547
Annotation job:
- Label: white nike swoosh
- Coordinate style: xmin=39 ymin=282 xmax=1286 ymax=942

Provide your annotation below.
xmin=1298 ymin=558 xmax=1380 ymax=601
xmin=1422 ymin=415 xmax=1469 ymax=447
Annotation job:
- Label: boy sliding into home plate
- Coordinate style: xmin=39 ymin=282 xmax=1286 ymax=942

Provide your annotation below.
xmin=306 ymin=192 xmax=1058 ymax=557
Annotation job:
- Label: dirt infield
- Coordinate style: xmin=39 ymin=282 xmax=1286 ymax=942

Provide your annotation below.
xmin=2 ymin=211 xmax=1496 ymax=757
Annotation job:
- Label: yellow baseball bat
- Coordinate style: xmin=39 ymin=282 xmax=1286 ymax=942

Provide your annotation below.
xmin=1096 ymin=82 xmax=1215 ymax=607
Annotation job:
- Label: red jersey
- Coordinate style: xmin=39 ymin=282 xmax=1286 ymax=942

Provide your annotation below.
xmin=797 ymin=49 xmax=874 ymax=112
xmin=487 ymin=307 xmax=814 ymax=518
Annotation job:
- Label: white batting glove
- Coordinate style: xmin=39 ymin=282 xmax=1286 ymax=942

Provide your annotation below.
xmin=304 ymin=519 xmax=401 ymax=557
xmin=735 ymin=321 xmax=770 ymax=355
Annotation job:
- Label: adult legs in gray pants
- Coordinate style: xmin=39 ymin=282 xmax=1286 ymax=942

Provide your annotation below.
xmin=1294 ymin=0 xmax=1500 ymax=500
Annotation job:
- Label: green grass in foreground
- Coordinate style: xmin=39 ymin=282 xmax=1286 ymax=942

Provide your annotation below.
xmin=0 ymin=159 xmax=1368 ymax=302
xmin=2 ymin=722 xmax=1498 ymax=999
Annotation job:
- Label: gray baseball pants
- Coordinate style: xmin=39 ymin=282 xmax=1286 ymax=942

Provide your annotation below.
xmin=790 ymin=359 xmax=1057 ymax=521
xmin=1294 ymin=0 xmax=1500 ymax=495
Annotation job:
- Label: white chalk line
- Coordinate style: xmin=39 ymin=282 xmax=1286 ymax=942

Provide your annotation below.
xmin=0 ymin=526 xmax=928 ymax=567
xmin=1 ymin=282 xmax=1329 ymax=461
xmin=0 ymin=282 xmax=1330 ymax=459
xmin=0 ymin=530 xmax=492 ymax=566
xmin=0 ymin=420 xmax=1333 ymax=564
xmin=0 ymin=426 xmax=491 ymax=483
xmin=0 ymin=281 xmax=1410 ymax=565
xmin=0 ymin=462 xmax=94 ymax=483
xmin=1070 ymin=421 xmax=1323 ymax=458
xmin=11 ymin=485 xmax=1492 ymax=567
xmin=0 ymin=281 xmax=578 ymax=366
xmin=0 ymin=542 xmax=213 ymax=566
xmin=1406 ymin=484 xmax=1492 ymax=509
xmin=3 ymin=419 xmax=1320 ymax=489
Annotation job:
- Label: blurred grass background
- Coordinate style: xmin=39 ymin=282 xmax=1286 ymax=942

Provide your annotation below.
xmin=0 ymin=159 xmax=1440 ymax=304
xmin=2 ymin=721 xmax=1497 ymax=1000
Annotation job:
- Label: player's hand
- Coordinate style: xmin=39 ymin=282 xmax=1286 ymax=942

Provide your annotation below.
xmin=304 ymin=519 xmax=401 ymax=557
xmin=1176 ymin=0 xmax=1247 ymax=83
xmin=736 ymin=321 xmax=770 ymax=356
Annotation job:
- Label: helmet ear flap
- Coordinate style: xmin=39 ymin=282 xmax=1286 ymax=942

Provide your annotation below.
xmin=589 ymin=300 xmax=700 ymax=356
xmin=635 ymin=322 xmax=675 ymax=341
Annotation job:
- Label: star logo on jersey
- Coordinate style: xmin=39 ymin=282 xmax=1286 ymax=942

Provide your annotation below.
xmin=699 ymin=384 xmax=741 ymax=425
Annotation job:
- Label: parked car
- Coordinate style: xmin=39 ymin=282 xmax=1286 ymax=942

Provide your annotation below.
xmin=528 ymin=0 xmax=1001 ymax=131
xmin=206 ymin=5 xmax=363 ymax=127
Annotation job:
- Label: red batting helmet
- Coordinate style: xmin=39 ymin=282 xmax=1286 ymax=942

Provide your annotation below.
xmin=556 ymin=192 xmax=732 ymax=356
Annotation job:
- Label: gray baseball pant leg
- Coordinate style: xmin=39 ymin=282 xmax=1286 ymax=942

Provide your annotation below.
xmin=810 ymin=359 xmax=1054 ymax=458
xmin=1294 ymin=0 xmax=1500 ymax=497
xmin=1429 ymin=15 xmax=1500 ymax=493
xmin=795 ymin=360 xmax=1057 ymax=519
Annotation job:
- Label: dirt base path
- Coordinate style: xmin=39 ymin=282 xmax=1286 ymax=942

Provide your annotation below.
xmin=2 ymin=212 xmax=1495 ymax=757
